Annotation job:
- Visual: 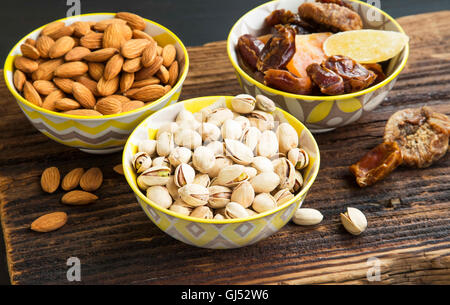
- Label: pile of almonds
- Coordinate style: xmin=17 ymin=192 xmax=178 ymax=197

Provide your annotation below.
xmin=132 ymin=94 xmax=311 ymax=220
xmin=31 ymin=166 xmax=105 ymax=232
xmin=13 ymin=12 xmax=179 ymax=116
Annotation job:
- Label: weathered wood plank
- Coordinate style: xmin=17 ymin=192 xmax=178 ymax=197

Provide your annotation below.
xmin=0 ymin=12 xmax=449 ymax=284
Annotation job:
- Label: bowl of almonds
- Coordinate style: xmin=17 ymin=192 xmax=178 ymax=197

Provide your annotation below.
xmin=123 ymin=95 xmax=320 ymax=249
xmin=4 ymin=12 xmax=189 ymax=154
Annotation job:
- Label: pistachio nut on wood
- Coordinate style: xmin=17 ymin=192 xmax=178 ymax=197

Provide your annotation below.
xmin=292 ymin=208 xmax=323 ymax=226
xmin=340 ymin=207 xmax=367 ymax=235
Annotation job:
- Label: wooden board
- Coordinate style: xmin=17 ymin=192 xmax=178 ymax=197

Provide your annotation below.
xmin=0 ymin=11 xmax=449 ymax=285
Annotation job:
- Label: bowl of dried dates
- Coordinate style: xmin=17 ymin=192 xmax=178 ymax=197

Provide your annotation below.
xmin=4 ymin=12 xmax=189 ymax=154
xmin=122 ymin=95 xmax=320 ymax=248
xmin=227 ymin=0 xmax=409 ymax=132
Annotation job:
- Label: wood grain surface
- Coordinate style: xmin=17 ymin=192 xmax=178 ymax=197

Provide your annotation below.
xmin=0 ymin=11 xmax=449 ymax=285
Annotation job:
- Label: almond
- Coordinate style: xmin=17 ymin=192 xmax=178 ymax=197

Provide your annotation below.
xmin=88 ymin=62 xmax=105 ymax=81
xmin=41 ymin=166 xmax=60 ymax=193
xmin=36 ymin=35 xmax=55 ymax=58
xmin=33 ymin=80 xmax=58 ymax=95
xmin=65 ymin=46 xmax=91 ymax=61
xmin=116 ymin=12 xmax=146 ymax=31
xmin=41 ymin=21 xmax=65 ymax=37
xmin=61 ymin=190 xmax=98 ymax=205
xmin=23 ymin=81 xmax=42 ymax=106
xmin=13 ymin=70 xmax=26 ymax=91
xmin=125 ymin=84 xmax=165 ymax=102
xmin=113 ymin=164 xmax=124 ymax=175
xmin=72 ymin=82 xmax=97 ymax=109
xmin=61 ymin=168 xmax=85 ymax=190
xmin=156 ymin=65 xmax=169 ymax=84
xmin=53 ymin=77 xmax=74 ymax=93
xmin=55 ymin=98 xmax=80 ymax=111
xmin=80 ymin=32 xmax=104 ymax=49
xmin=32 ymin=58 xmax=63 ymax=81
xmin=83 ymin=48 xmax=118 ymax=62
xmin=21 ymin=43 xmax=40 ymax=60
xmin=42 ymin=89 xmax=65 ymax=111
xmin=74 ymin=75 xmax=100 ymax=96
xmin=14 ymin=56 xmax=38 ymax=73
xmin=97 ymin=76 xmax=119 ymax=96
xmin=95 ymin=96 xmax=122 ymax=115
xmin=122 ymin=57 xmax=142 ymax=73
xmin=49 ymin=36 xmax=75 ymax=58
xmin=132 ymin=29 xmax=154 ymax=41
xmin=131 ymin=77 xmax=160 ymax=88
xmin=80 ymin=167 xmax=103 ymax=191
xmin=162 ymin=44 xmax=176 ymax=67
xmin=164 ymin=85 xmax=172 ymax=94
xmin=25 ymin=38 xmax=36 ymax=46
xmin=168 ymin=61 xmax=179 ymax=86
xmin=48 ymin=26 xmax=74 ymax=40
xmin=72 ymin=21 xmax=91 ymax=37
xmin=135 ymin=56 xmax=162 ymax=81
xmin=108 ymin=94 xmax=130 ymax=104
xmin=104 ymin=54 xmax=124 ymax=80
xmin=64 ymin=109 xmax=103 ymax=116
xmin=120 ymin=72 xmax=134 ymax=92
xmin=121 ymin=39 xmax=150 ymax=59
xmin=141 ymin=40 xmax=157 ymax=67
xmin=122 ymin=100 xmax=144 ymax=113
xmin=93 ymin=18 xmax=127 ymax=32
xmin=54 ymin=61 xmax=88 ymax=78
xmin=156 ymin=45 xmax=163 ymax=56
xmin=31 ymin=212 xmax=68 ymax=232
xmin=119 ymin=24 xmax=133 ymax=40
xmin=103 ymin=23 xmax=126 ymax=49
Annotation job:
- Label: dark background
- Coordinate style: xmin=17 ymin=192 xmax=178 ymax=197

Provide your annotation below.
xmin=1 ymin=0 xmax=449 ymax=285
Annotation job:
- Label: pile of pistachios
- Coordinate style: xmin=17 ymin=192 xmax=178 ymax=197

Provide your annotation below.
xmin=132 ymin=94 xmax=310 ymax=220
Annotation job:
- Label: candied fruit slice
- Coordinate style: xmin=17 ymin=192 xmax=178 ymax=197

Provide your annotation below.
xmin=349 ymin=142 xmax=403 ymax=187
xmin=323 ymin=29 xmax=409 ymax=64
xmin=286 ymin=33 xmax=331 ymax=78
xmin=384 ymin=106 xmax=449 ymax=168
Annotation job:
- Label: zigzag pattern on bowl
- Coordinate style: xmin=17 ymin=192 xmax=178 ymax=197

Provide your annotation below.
xmin=16 ymin=88 xmax=181 ymax=151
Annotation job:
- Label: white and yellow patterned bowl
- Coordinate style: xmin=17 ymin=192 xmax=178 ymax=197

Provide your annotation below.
xmin=123 ymin=96 xmax=320 ymax=249
xmin=4 ymin=13 xmax=189 ymax=154
xmin=227 ymin=0 xmax=409 ymax=133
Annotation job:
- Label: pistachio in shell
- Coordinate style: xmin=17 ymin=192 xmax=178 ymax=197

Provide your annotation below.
xmin=288 ymin=147 xmax=309 ymax=170
xmin=224 ymin=202 xmax=249 ymax=219
xmin=273 ymin=188 xmax=295 ymax=206
xmin=231 ymin=181 xmax=255 ymax=208
xmin=146 ymin=186 xmax=172 ymax=209
xmin=193 ymin=173 xmax=211 ymax=188
xmin=292 ymin=170 xmax=304 ymax=193
xmin=276 ymin=123 xmax=299 ymax=154
xmin=207 ymin=155 xmax=233 ymax=178
xmin=192 ymin=146 xmax=215 ymax=174
xmin=224 ymin=138 xmax=254 ymax=165
xmin=221 ymin=119 xmax=242 ymax=140
xmin=241 ymin=127 xmax=261 ymax=151
xmin=156 ymin=122 xmax=179 ymax=139
xmin=133 ymin=151 xmax=152 ymax=173
xmin=208 ymin=185 xmax=232 ymax=209
xmin=178 ymin=183 xmax=209 ymax=207
xmin=138 ymin=139 xmax=157 ymax=156
xmin=137 ymin=165 xmax=171 ymax=188
xmin=252 ymin=193 xmax=277 ymax=213
xmin=248 ymin=110 xmax=275 ymax=131
xmin=168 ymin=146 xmax=192 ymax=167
xmin=174 ymin=129 xmax=202 ymax=150
xmin=231 ymin=94 xmax=256 ymax=114
xmin=200 ymin=122 xmax=221 ymax=142
xmin=216 ymin=164 xmax=249 ymax=187
xmin=190 ymin=206 xmax=213 ymax=219
xmin=206 ymin=107 xmax=234 ymax=126
xmin=156 ymin=131 xmax=174 ymax=157
xmin=256 ymin=130 xmax=279 ymax=158
xmin=249 ymin=172 xmax=280 ymax=193
xmin=252 ymin=156 xmax=274 ymax=173
xmin=255 ymin=95 xmax=276 ymax=112
xmin=174 ymin=163 xmax=195 ymax=187
xmin=272 ymin=157 xmax=296 ymax=190
xmin=206 ymin=140 xmax=224 ymax=156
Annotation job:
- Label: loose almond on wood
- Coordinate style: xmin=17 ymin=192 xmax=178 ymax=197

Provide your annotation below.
xmin=31 ymin=212 xmax=68 ymax=233
xmin=41 ymin=166 xmax=61 ymax=193
xmin=80 ymin=167 xmax=103 ymax=191
xmin=62 ymin=190 xmax=99 ymax=205
xmin=61 ymin=168 xmax=85 ymax=191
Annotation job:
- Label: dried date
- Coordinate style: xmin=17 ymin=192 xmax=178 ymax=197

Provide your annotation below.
xmin=265 ymin=9 xmax=314 ymax=34
xmin=363 ymin=63 xmax=386 ymax=84
xmin=349 ymin=142 xmax=403 ymax=187
xmin=264 ymin=69 xmax=313 ymax=95
xmin=237 ymin=34 xmax=265 ymax=70
xmin=324 ymin=55 xmax=376 ymax=93
xmin=384 ymin=106 xmax=449 ymax=168
xmin=306 ymin=63 xmax=345 ymax=95
xmin=257 ymin=25 xmax=296 ymax=72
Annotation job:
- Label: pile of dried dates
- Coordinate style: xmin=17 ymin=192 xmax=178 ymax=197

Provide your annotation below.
xmin=236 ymin=0 xmax=386 ymax=95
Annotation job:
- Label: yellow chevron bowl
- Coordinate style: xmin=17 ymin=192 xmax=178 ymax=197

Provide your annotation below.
xmin=4 ymin=13 xmax=189 ymax=154
xmin=123 ymin=96 xmax=320 ymax=249
xmin=227 ymin=0 xmax=409 ymax=133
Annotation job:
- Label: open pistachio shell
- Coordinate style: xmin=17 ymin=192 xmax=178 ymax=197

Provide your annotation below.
xmin=225 ymin=202 xmax=249 ymax=219
xmin=224 ymin=139 xmax=254 ymax=165
xmin=193 ymin=173 xmax=211 ymax=188
xmin=169 ymin=203 xmax=192 ymax=216
xmin=231 ymin=181 xmax=255 ymax=208
xmin=276 ymin=123 xmax=299 ymax=154
xmin=272 ymin=157 xmax=296 ymax=190
xmin=252 ymin=193 xmax=277 ymax=213
xmin=174 ymin=163 xmax=195 ymax=187
xmin=340 ymin=207 xmax=367 ymax=235
xmin=231 ymin=94 xmax=256 ymax=114
xmin=208 ymin=185 xmax=232 ymax=209
xmin=248 ymin=110 xmax=275 ymax=131
xmin=178 ymin=183 xmax=209 ymax=207
xmin=273 ymin=188 xmax=295 ymax=206
xmin=241 ymin=127 xmax=261 ymax=151
xmin=146 ymin=186 xmax=172 ymax=209
xmin=216 ymin=164 xmax=249 ymax=187
xmin=206 ymin=107 xmax=234 ymax=126
xmin=292 ymin=170 xmax=304 ymax=193
xmin=138 ymin=165 xmax=171 ymax=187
xmin=207 ymin=155 xmax=233 ymax=178
xmin=133 ymin=152 xmax=152 ymax=173
xmin=255 ymin=95 xmax=276 ymax=112
xmin=200 ymin=122 xmax=221 ymax=142
xmin=252 ymin=156 xmax=274 ymax=173
xmin=165 ymin=175 xmax=180 ymax=200
xmin=288 ymin=147 xmax=310 ymax=170
xmin=168 ymin=146 xmax=192 ymax=167
xmin=206 ymin=141 xmax=224 ymax=156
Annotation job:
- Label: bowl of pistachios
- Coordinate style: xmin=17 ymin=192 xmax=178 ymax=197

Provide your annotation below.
xmin=123 ymin=95 xmax=320 ymax=249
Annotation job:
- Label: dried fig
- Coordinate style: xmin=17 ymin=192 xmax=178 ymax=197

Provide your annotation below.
xmin=384 ymin=106 xmax=449 ymax=168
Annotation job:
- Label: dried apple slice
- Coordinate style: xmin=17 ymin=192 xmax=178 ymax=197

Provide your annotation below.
xmin=323 ymin=29 xmax=409 ymax=64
